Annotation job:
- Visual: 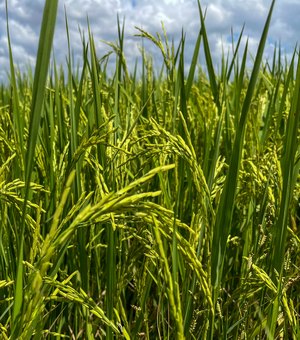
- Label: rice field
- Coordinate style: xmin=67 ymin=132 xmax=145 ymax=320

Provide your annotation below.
xmin=0 ymin=0 xmax=299 ymax=338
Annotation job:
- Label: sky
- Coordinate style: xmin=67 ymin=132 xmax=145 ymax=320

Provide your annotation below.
xmin=0 ymin=0 xmax=299 ymax=83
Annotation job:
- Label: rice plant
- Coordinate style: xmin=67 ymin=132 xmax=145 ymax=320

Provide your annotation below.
xmin=0 ymin=0 xmax=299 ymax=338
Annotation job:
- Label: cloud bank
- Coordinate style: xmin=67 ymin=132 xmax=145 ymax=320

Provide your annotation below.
xmin=0 ymin=0 xmax=299 ymax=83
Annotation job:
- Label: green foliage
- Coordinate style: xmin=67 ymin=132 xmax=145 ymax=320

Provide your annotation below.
xmin=0 ymin=0 xmax=299 ymax=339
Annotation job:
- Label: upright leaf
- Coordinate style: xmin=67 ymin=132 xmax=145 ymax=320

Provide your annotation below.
xmin=12 ymin=0 xmax=59 ymax=334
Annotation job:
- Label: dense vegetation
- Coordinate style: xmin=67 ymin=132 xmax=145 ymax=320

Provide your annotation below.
xmin=0 ymin=0 xmax=299 ymax=338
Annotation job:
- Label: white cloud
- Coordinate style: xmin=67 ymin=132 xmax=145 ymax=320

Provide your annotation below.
xmin=205 ymin=3 xmax=232 ymax=29
xmin=0 ymin=0 xmax=299 ymax=83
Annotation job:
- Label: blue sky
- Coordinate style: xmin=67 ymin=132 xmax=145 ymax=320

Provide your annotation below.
xmin=0 ymin=0 xmax=299 ymax=83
